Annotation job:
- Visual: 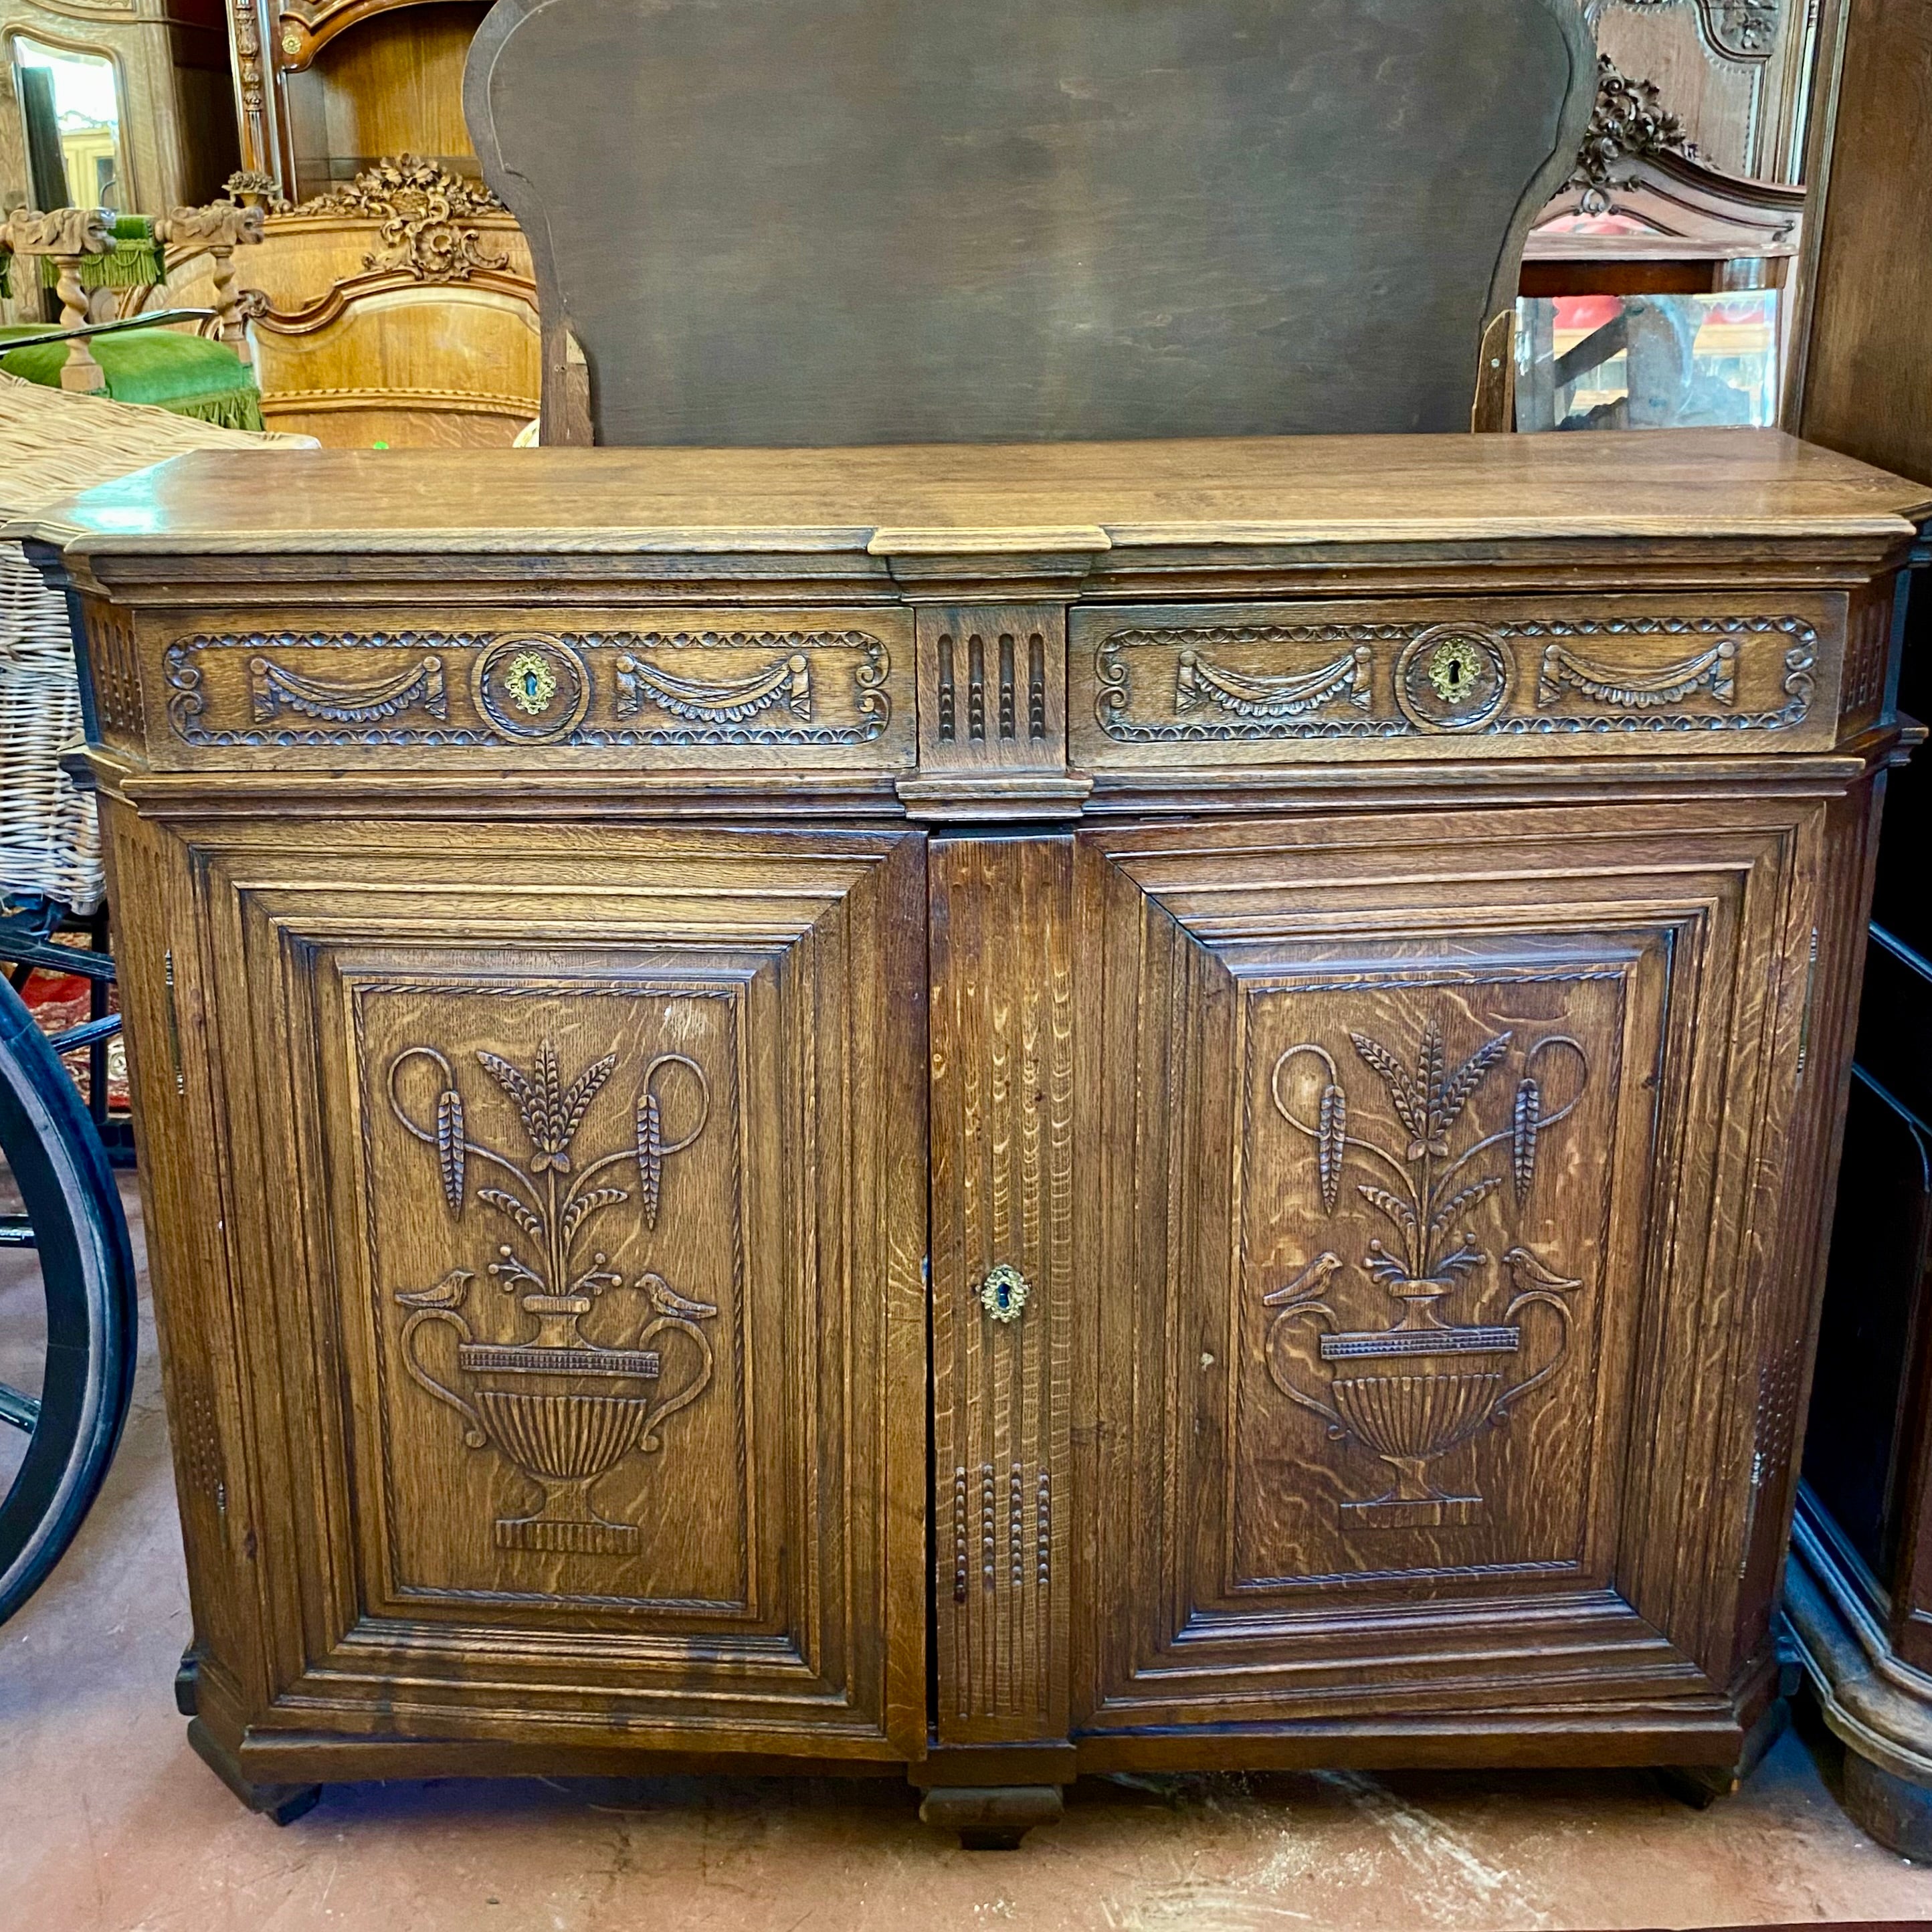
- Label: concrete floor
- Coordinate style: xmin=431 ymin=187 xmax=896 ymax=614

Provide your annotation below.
xmin=3 ymin=1184 xmax=1931 ymax=1932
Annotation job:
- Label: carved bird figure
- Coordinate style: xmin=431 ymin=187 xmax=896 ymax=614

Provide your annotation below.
xmin=1262 ymin=1250 xmax=1341 ymax=1308
xmin=395 ymin=1268 xmax=472 ymax=1309
xmin=638 ymin=1271 xmax=718 ymax=1320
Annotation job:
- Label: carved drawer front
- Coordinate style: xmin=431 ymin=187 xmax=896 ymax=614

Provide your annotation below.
xmin=136 ymin=607 xmax=912 ymax=771
xmin=187 ymin=824 xmax=925 ymax=1757
xmin=1075 ymin=802 xmax=1819 ymax=1739
xmin=1071 ymin=595 xmax=1848 ymax=766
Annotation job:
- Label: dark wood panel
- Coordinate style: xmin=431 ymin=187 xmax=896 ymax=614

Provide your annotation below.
xmin=1075 ymin=802 xmax=1821 ymax=1740
xmin=466 ymin=0 xmax=1593 ymax=444
xmin=1796 ymin=0 xmax=1932 ymax=487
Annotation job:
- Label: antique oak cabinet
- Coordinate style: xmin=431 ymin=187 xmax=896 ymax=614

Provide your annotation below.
xmin=36 ymin=429 xmax=1932 ymax=1842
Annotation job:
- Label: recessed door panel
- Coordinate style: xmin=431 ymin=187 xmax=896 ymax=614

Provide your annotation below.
xmin=1076 ymin=802 xmax=1818 ymax=1735
xmin=190 ymin=824 xmax=927 ymax=1757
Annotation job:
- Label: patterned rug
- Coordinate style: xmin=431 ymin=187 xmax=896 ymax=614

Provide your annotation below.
xmin=18 ymin=954 xmax=127 ymax=1112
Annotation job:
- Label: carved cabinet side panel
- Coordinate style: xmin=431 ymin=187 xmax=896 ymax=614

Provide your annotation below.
xmin=92 ymin=801 xmax=267 ymax=1729
xmin=930 ymin=836 xmax=1074 ymax=1741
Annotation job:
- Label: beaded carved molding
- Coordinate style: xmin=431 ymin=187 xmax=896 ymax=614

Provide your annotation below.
xmin=163 ymin=627 xmax=894 ymax=749
xmin=1092 ymin=614 xmax=1816 ymax=742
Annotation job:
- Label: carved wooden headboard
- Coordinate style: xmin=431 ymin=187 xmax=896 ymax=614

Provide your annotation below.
xmin=466 ymin=0 xmax=1597 ymax=446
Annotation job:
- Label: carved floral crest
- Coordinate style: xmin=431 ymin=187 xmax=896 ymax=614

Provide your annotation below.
xmin=291 ymin=155 xmax=512 ymax=283
xmin=1567 ymin=55 xmax=1693 ymax=211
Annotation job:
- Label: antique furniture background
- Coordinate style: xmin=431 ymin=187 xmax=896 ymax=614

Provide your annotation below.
xmin=1515 ymin=56 xmax=1806 ymax=431
xmin=0 ymin=0 xmax=237 ymax=241
xmin=155 ymin=157 xmax=538 ymax=446
xmin=223 ymin=0 xmax=487 ymax=203
xmin=1775 ymin=0 xmax=1932 ymax=1862
xmin=1 ymin=203 xmax=266 ymax=423
xmin=0 ymin=373 xmax=307 ymax=1625
xmin=38 ymin=0 xmax=1932 ymax=1849
xmin=1583 ymin=0 xmax=1812 ymax=185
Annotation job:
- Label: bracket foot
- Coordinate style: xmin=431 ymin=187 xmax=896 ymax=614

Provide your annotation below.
xmin=919 ymin=1783 xmax=1063 ymax=1850
xmin=187 ymin=1718 xmax=323 ymax=1826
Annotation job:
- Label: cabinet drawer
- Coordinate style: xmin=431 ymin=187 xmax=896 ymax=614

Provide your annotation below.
xmin=118 ymin=607 xmax=914 ymax=773
xmin=1070 ymin=595 xmax=1849 ymax=767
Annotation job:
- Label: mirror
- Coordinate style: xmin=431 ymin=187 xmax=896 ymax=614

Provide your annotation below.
xmin=9 ymin=36 xmax=124 ymax=210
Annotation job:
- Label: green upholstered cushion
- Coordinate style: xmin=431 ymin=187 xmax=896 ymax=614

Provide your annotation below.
xmin=0 ymin=326 xmax=264 ymax=430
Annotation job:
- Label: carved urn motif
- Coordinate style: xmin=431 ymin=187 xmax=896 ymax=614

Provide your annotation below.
xmin=389 ymin=1038 xmax=716 ymax=1553
xmin=1263 ymin=1021 xmax=1588 ymax=1527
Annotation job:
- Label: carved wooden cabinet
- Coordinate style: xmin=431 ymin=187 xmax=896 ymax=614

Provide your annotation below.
xmin=37 ymin=430 xmax=1929 ymax=1841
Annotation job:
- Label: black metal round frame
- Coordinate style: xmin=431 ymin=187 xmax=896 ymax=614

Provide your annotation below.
xmin=0 ymin=906 xmax=136 ymax=1625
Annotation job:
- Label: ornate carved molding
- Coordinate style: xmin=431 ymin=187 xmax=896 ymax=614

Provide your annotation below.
xmin=1537 ymin=638 xmax=1736 ymax=710
xmin=615 ymin=650 xmax=811 ymax=726
xmin=1093 ymin=613 xmax=1816 ymax=742
xmin=249 ymin=652 xmax=446 ymax=726
xmin=289 ymin=157 xmax=512 ymax=283
xmin=1696 ymin=0 xmax=1777 ymax=61
xmin=1097 ymin=623 xmax=1414 ymax=742
xmin=163 ymin=627 xmax=894 ymax=750
xmin=3 ymin=206 xmax=112 ymax=256
xmin=1175 ymin=643 xmax=1371 ymax=720
xmin=222 ymin=169 xmax=291 ymax=215
xmin=1568 ymin=56 xmax=1694 ymax=211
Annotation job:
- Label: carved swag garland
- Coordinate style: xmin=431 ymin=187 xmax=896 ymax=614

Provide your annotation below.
xmin=389 ymin=1038 xmax=718 ymax=1555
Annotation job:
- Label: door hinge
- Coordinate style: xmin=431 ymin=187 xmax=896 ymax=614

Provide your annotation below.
xmin=1795 ymin=925 xmax=1820 ymax=1084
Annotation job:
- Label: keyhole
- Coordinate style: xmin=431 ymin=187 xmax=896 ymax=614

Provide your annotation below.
xmin=1446 ymin=659 xmax=1464 ymax=691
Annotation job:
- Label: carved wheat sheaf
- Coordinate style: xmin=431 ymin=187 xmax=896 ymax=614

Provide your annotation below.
xmin=387 ymin=1037 xmax=718 ymax=1555
xmin=1264 ymin=1022 xmax=1589 ymax=1528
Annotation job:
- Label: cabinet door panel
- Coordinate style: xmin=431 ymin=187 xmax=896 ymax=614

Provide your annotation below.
xmin=187 ymin=824 xmax=926 ymax=1757
xmin=1076 ymin=803 xmax=1818 ymax=1739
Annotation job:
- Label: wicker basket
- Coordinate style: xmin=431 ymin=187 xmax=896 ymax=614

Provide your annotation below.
xmin=0 ymin=373 xmax=312 ymax=914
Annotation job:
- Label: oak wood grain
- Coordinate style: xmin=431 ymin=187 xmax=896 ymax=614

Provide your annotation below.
xmin=54 ymin=422 xmax=1919 ymax=1820
xmin=45 ymin=432 xmax=1932 ymax=559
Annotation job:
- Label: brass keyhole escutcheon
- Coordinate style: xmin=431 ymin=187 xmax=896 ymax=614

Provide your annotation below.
xmin=978 ymin=1263 xmax=1030 ymax=1324
xmin=1428 ymin=638 xmax=1480 ymax=700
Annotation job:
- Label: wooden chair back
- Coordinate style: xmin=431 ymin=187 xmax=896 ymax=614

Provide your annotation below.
xmin=466 ymin=0 xmax=1597 ymax=446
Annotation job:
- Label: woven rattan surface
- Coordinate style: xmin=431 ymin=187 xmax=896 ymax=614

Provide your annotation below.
xmin=0 ymin=373 xmax=311 ymax=911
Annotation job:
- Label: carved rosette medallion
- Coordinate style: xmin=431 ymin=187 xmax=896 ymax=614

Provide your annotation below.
xmin=1393 ymin=626 xmax=1513 ymax=731
xmin=1262 ymin=1022 xmax=1588 ymax=1527
xmin=388 ymin=1039 xmax=717 ymax=1553
xmin=471 ymin=635 xmax=593 ymax=742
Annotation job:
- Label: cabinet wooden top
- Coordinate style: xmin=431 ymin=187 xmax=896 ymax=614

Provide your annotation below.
xmin=44 ymin=431 xmax=1932 ymax=558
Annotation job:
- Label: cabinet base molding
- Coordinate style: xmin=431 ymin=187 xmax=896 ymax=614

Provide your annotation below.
xmin=1654 ymin=1686 xmax=1793 ymax=1809
xmin=225 ymin=1729 xmax=908 ymax=1789
xmin=186 ymin=1721 xmax=323 ymax=1827
xmin=918 ymin=1783 xmax=1066 ymax=1850
xmin=909 ymin=1741 xmax=1079 ymax=1789
xmin=1785 ymin=1499 xmax=1932 ymax=1859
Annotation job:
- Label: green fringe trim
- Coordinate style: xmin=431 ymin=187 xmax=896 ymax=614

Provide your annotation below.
xmin=161 ymin=389 xmax=266 ymax=431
